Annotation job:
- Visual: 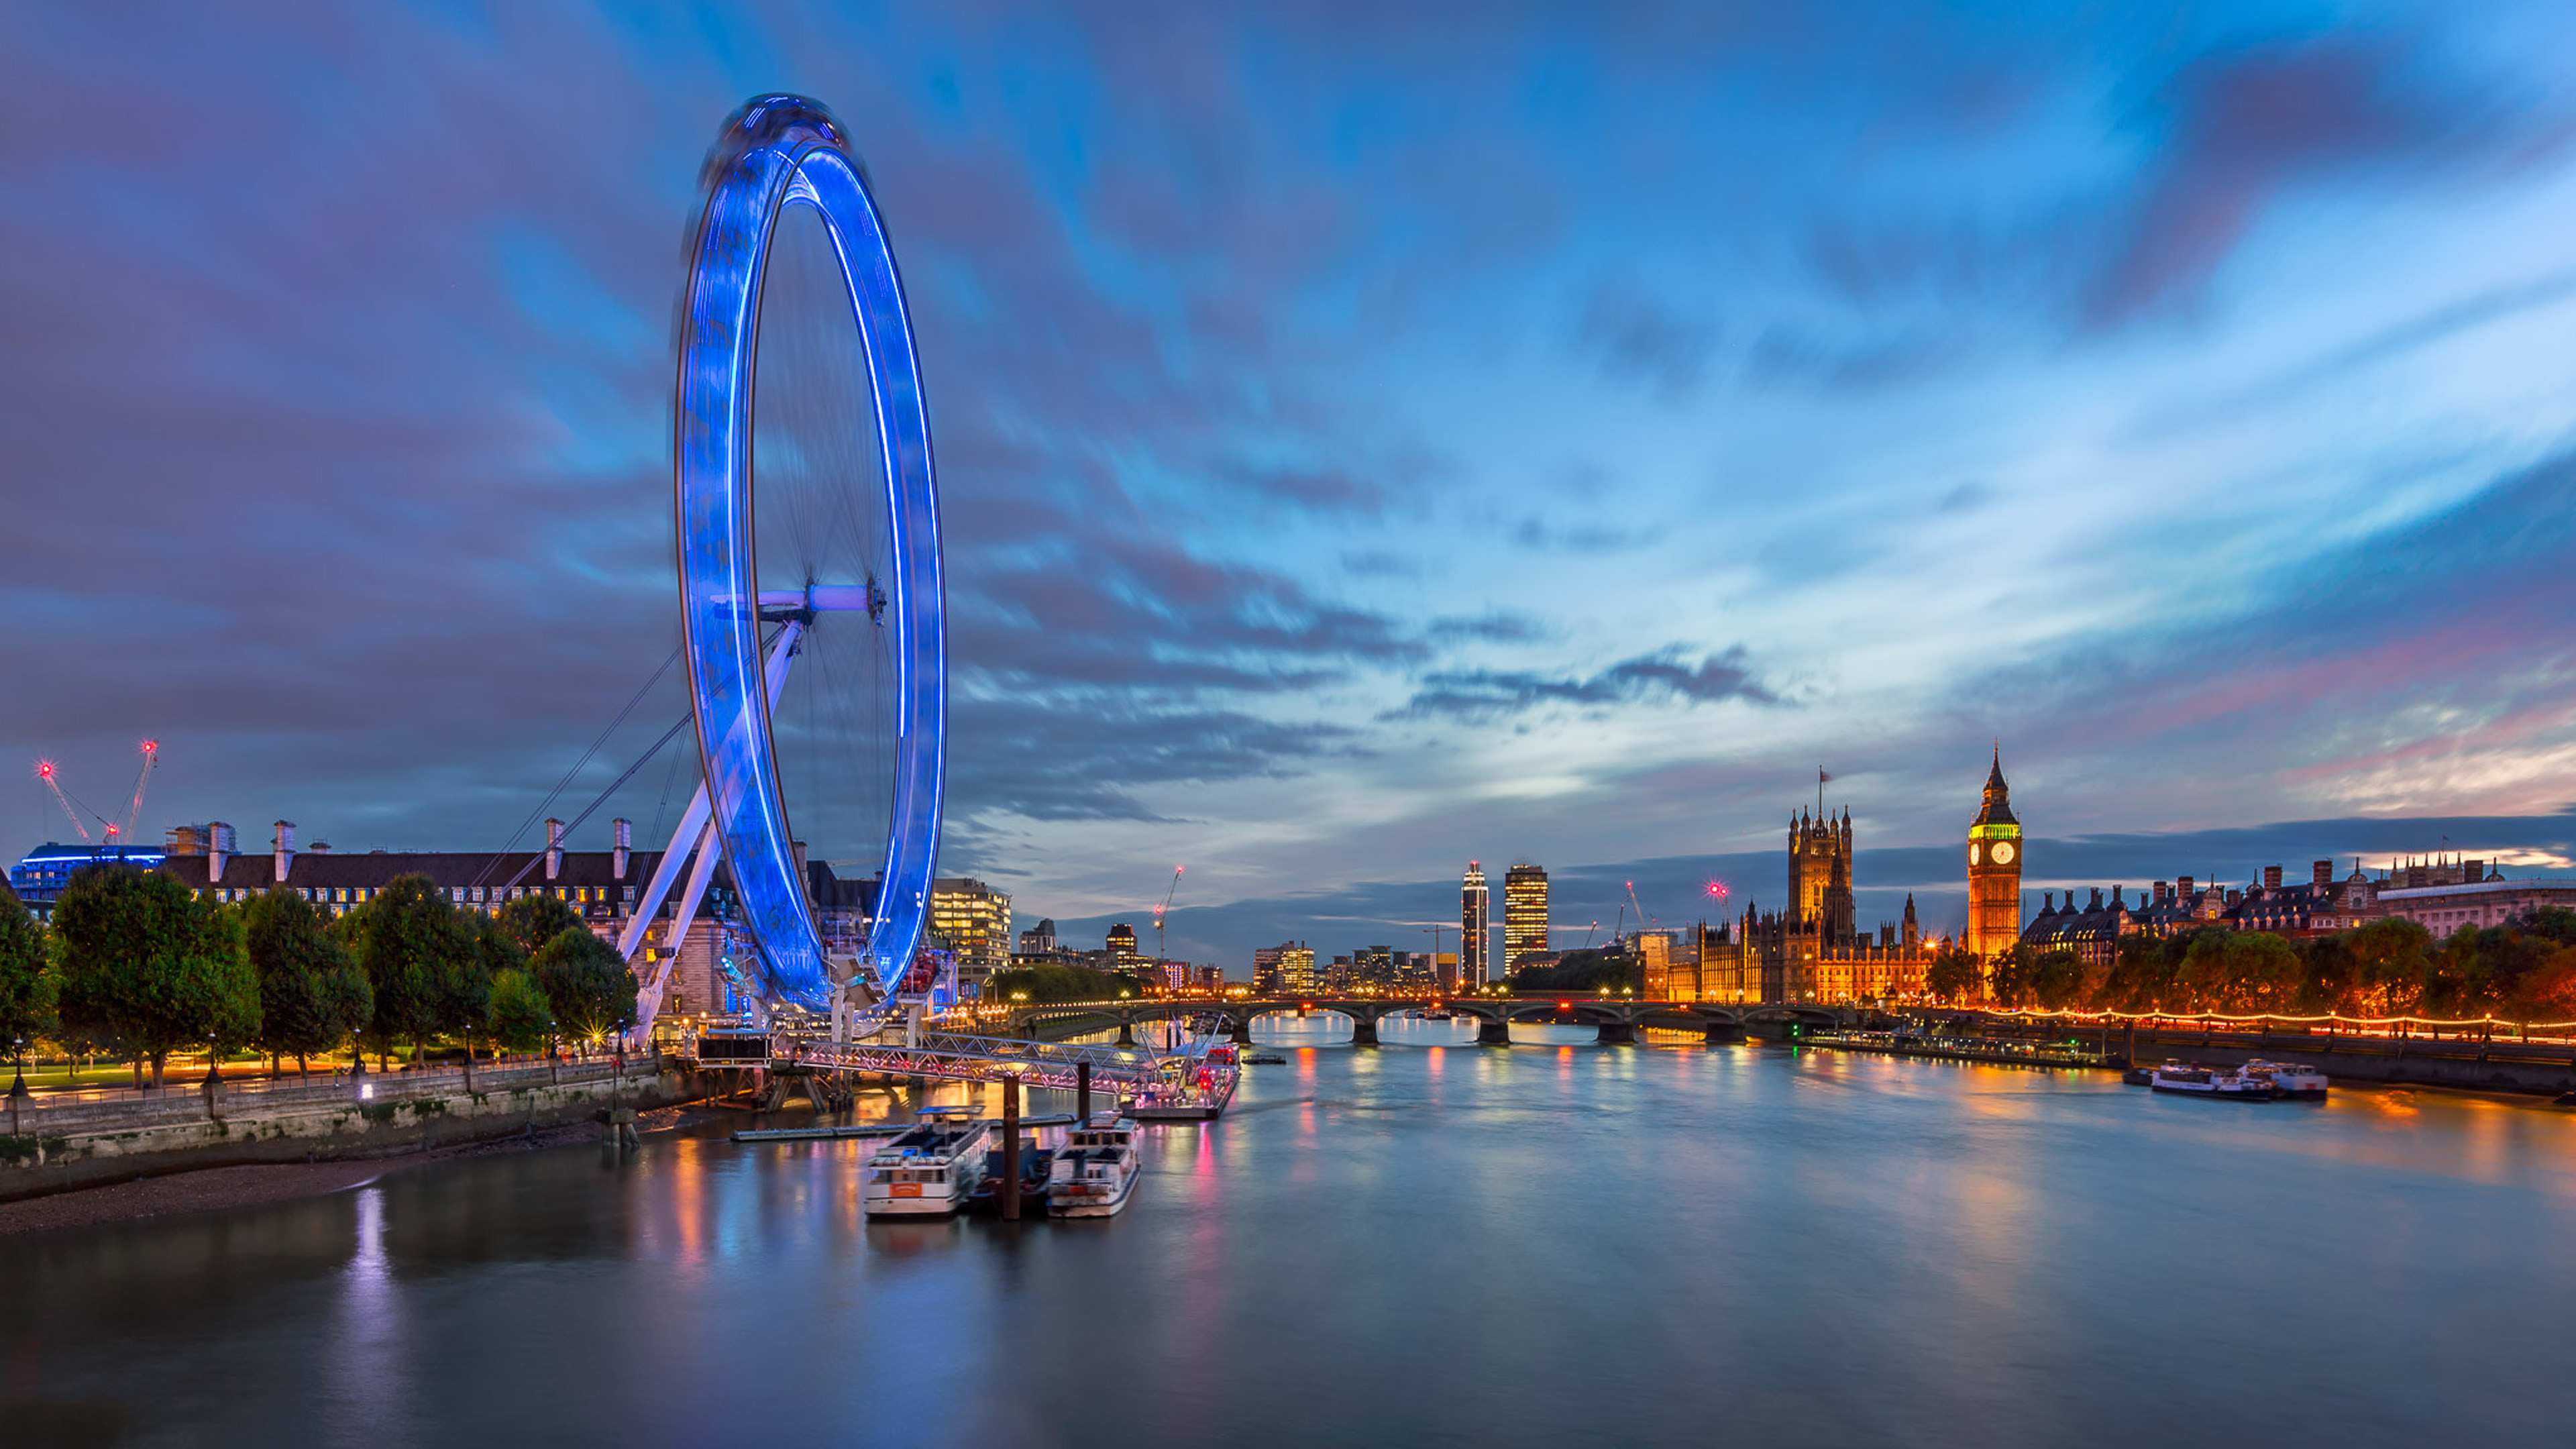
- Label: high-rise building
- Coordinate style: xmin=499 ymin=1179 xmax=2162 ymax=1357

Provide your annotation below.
xmin=1964 ymin=749 xmax=2023 ymax=961
xmin=1460 ymin=861 xmax=1490 ymax=987
xmin=1106 ymin=922 xmax=1141 ymax=973
xmin=929 ymin=877 xmax=1013 ymax=994
xmin=1503 ymin=863 xmax=1549 ymax=969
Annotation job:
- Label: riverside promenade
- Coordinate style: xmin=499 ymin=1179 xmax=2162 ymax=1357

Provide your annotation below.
xmin=1 ymin=1054 xmax=702 ymax=1201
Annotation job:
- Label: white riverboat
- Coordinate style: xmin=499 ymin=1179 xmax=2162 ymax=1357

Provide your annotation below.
xmin=2243 ymin=1060 xmax=2329 ymax=1100
xmin=863 ymin=1110 xmax=994 ymax=1217
xmin=2149 ymin=1063 xmax=2275 ymax=1100
xmin=1047 ymin=1112 xmax=1142 ymax=1218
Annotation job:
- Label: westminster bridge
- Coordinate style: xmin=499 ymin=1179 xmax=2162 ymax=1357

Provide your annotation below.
xmin=991 ymin=995 xmax=1858 ymax=1047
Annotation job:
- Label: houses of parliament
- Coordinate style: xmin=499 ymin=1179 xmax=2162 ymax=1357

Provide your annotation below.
xmin=1662 ymin=752 xmax=2022 ymax=1004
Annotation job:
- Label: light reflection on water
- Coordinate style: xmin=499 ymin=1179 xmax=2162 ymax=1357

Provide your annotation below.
xmin=6 ymin=1020 xmax=2576 ymax=1446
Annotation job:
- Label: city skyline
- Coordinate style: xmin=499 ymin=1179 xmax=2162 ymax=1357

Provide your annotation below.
xmin=9 ymin=5 xmax=2576 ymax=963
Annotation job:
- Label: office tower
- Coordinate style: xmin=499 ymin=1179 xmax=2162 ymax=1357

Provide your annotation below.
xmin=1461 ymin=861 xmax=1490 ymax=987
xmin=1503 ymin=863 xmax=1549 ymax=969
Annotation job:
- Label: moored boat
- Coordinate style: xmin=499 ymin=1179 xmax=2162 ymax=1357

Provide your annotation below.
xmin=863 ymin=1110 xmax=993 ymax=1216
xmin=2149 ymin=1063 xmax=2275 ymax=1100
xmin=1047 ymin=1112 xmax=1142 ymax=1218
xmin=966 ymin=1114 xmax=1073 ymax=1215
xmin=2243 ymin=1060 xmax=2329 ymax=1100
xmin=1130 ymin=1048 xmax=1240 ymax=1121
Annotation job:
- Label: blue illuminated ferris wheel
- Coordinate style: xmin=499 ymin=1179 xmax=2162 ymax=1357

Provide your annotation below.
xmin=621 ymin=96 xmax=945 ymax=1033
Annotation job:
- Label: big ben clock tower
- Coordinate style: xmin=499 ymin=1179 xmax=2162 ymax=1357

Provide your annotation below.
xmin=1964 ymin=747 xmax=2023 ymax=961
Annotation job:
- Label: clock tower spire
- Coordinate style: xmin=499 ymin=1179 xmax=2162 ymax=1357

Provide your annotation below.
xmin=1964 ymin=745 xmax=2023 ymax=961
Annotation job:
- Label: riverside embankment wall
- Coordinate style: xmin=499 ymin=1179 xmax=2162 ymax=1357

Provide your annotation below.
xmin=1952 ymin=1016 xmax=2576 ymax=1096
xmin=0 ymin=1059 xmax=710 ymax=1202
xmin=2123 ymin=1031 xmax=2576 ymax=1095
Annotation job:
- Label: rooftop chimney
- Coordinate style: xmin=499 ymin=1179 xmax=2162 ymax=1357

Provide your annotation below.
xmin=612 ymin=818 xmax=631 ymax=880
xmin=272 ymin=820 xmax=296 ymax=884
xmin=207 ymin=821 xmax=234 ymax=883
xmin=545 ymin=818 xmax=564 ymax=881
xmin=2312 ymin=860 xmax=2332 ymax=888
xmin=309 ymin=841 xmax=331 ymax=854
xmin=793 ymin=839 xmax=809 ymax=880
xmin=2261 ymin=865 xmax=2282 ymax=891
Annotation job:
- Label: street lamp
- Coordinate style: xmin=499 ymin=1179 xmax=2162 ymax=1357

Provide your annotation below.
xmin=7 ymin=1036 xmax=26 ymax=1101
xmin=203 ymin=1031 xmax=221 ymax=1087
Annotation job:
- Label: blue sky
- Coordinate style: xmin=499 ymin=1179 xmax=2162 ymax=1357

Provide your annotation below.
xmin=7 ymin=3 xmax=2576 ymax=964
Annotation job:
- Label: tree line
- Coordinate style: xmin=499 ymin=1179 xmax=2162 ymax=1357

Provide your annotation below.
xmin=0 ymin=866 xmax=640 ymax=1085
xmin=1921 ymin=910 xmax=2576 ymax=1020
xmin=984 ymin=962 xmax=1155 ymax=1004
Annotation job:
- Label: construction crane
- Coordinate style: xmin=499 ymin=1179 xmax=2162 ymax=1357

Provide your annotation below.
xmin=35 ymin=759 xmax=105 ymax=843
xmin=117 ymin=740 xmax=160 ymax=845
xmin=1625 ymin=879 xmax=1654 ymax=940
xmin=1152 ymin=864 xmax=1184 ymax=967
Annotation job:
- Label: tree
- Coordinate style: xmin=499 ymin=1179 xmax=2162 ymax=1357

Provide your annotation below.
xmin=343 ymin=874 xmax=472 ymax=1063
xmin=0 ymin=885 xmax=55 ymax=1067
xmin=1986 ymin=944 xmax=2036 ymax=1008
xmin=1925 ymin=945 xmax=1982 ymax=1004
xmin=2513 ymin=944 xmax=2576 ymax=1023
xmin=531 ymin=926 xmax=637 ymax=1043
xmin=244 ymin=888 xmax=371 ymax=1073
xmin=2027 ymin=948 xmax=2087 ymax=1011
xmin=486 ymin=968 xmax=555 ymax=1054
xmin=1506 ymin=948 xmax=1640 ymax=994
xmin=983 ymin=963 xmax=1147 ymax=1004
xmin=2180 ymin=930 xmax=2300 ymax=1013
xmin=2512 ymin=907 xmax=2576 ymax=948
xmin=51 ymin=865 xmax=259 ymax=1087
xmin=2347 ymin=918 xmax=2432 ymax=1017
xmin=2102 ymin=934 xmax=2186 ymax=1013
xmin=495 ymin=894 xmax=585 ymax=959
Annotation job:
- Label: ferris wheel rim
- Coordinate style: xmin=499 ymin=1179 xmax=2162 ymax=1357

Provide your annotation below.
xmin=673 ymin=94 xmax=946 ymax=1011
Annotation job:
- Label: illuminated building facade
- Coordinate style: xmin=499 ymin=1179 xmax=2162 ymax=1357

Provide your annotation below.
xmin=928 ymin=877 xmax=1012 ymax=995
xmin=1699 ymin=797 xmax=1933 ymax=1004
xmin=1503 ymin=863 xmax=1549 ymax=969
xmin=9 ymin=841 xmax=168 ymax=921
xmin=1106 ymin=923 xmax=1142 ymax=973
xmin=1964 ymin=750 xmax=2023 ymax=961
xmin=1460 ymin=861 xmax=1491 ymax=987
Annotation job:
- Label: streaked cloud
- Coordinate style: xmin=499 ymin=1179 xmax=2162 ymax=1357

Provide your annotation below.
xmin=5 ymin=2 xmax=2576 ymax=963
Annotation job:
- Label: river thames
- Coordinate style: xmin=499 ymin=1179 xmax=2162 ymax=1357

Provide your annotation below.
xmin=9 ymin=1017 xmax=2576 ymax=1446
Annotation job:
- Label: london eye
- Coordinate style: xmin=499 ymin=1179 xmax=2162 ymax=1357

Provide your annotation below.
xmin=620 ymin=95 xmax=945 ymax=1036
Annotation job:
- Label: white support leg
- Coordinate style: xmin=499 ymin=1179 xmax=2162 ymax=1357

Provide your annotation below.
xmin=624 ymin=618 xmax=812 ymax=1042
xmin=618 ymin=784 xmax=710 ymax=963
xmin=632 ymin=817 xmax=723 ymax=1036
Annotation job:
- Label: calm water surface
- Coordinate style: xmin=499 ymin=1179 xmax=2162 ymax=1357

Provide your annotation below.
xmin=9 ymin=1017 xmax=2576 ymax=1447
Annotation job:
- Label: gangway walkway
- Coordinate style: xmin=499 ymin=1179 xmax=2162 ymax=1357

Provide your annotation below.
xmin=678 ymin=1026 xmax=1230 ymax=1102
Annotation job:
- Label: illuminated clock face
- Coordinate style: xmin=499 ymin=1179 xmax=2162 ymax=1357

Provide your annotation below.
xmin=1968 ymin=842 xmax=1982 ymax=866
xmin=1992 ymin=841 xmax=2017 ymax=865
